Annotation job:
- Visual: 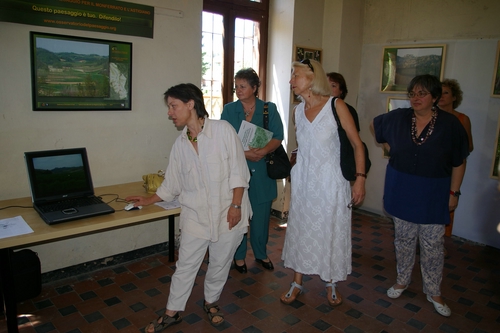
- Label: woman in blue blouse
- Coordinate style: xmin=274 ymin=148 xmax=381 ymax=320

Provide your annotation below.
xmin=373 ymin=75 xmax=469 ymax=317
xmin=221 ymin=68 xmax=285 ymax=272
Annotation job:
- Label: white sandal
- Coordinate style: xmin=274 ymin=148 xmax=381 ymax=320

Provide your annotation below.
xmin=325 ymin=282 xmax=343 ymax=306
xmin=386 ymin=284 xmax=408 ymax=299
xmin=281 ymin=282 xmax=303 ymax=305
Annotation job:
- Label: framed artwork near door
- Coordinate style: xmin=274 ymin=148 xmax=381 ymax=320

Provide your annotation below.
xmin=292 ymin=46 xmax=322 ymax=104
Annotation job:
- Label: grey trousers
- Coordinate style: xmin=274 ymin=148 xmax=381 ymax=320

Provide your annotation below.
xmin=393 ymin=217 xmax=445 ymax=296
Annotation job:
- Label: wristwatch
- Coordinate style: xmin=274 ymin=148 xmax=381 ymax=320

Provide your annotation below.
xmin=230 ymin=203 xmax=241 ymax=209
xmin=450 ymin=190 xmax=461 ymax=197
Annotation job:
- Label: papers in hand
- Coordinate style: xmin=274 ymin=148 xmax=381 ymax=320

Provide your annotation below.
xmin=238 ymin=120 xmax=273 ymax=151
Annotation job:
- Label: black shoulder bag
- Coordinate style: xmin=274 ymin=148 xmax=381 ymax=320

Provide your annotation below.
xmin=263 ymin=103 xmax=291 ymax=179
xmin=331 ymin=97 xmax=371 ymax=181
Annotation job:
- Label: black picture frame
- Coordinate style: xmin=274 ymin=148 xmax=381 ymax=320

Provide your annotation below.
xmin=30 ymin=31 xmax=132 ymax=111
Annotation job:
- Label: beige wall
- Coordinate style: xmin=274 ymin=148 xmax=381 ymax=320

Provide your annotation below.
xmin=363 ymin=0 xmax=500 ymax=43
xmin=1 ymin=0 xmax=500 ymax=273
xmin=322 ymin=0 xmax=364 ymax=108
xmin=357 ymin=0 xmax=500 ymax=247
xmin=0 ymin=0 xmax=203 ymax=272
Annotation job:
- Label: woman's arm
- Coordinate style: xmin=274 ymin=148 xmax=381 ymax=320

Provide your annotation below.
xmin=247 ymin=102 xmax=284 ymax=162
xmin=227 ymin=187 xmax=244 ymax=230
xmin=125 ymin=193 xmax=162 ymax=207
xmin=336 ymin=99 xmax=366 ymax=204
xmin=449 ymin=159 xmax=466 ymax=211
xmin=462 ymin=115 xmax=474 ymax=153
xmin=246 ymin=138 xmax=281 ymax=162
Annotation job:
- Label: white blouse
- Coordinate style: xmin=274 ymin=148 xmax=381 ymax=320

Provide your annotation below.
xmin=156 ymin=118 xmax=251 ymax=242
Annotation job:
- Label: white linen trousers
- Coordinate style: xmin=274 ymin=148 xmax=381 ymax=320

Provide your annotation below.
xmin=166 ymin=229 xmax=245 ymax=311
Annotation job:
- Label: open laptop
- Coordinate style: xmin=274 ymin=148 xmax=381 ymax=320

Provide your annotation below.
xmin=24 ymin=147 xmax=115 ymax=225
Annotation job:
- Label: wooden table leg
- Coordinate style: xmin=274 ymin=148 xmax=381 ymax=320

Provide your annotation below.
xmin=168 ymin=215 xmax=175 ymax=262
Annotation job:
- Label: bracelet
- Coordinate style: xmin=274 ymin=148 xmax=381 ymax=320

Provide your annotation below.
xmin=230 ymin=203 xmax=241 ymax=209
xmin=354 ymin=173 xmax=367 ymax=178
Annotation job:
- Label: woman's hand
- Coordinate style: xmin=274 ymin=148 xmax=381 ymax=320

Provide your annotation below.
xmin=351 ymin=177 xmax=366 ymax=205
xmin=449 ymin=196 xmax=459 ymax=212
xmin=227 ymin=206 xmax=242 ymax=230
xmin=125 ymin=194 xmax=161 ymax=207
xmin=245 ymin=138 xmax=282 ymax=162
xmin=245 ymin=147 xmax=267 ymax=162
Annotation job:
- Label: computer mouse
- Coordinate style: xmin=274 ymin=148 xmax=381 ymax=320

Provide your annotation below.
xmin=124 ymin=203 xmax=142 ymax=211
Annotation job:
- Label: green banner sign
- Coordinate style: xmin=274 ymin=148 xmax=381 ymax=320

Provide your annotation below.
xmin=0 ymin=0 xmax=154 ymax=38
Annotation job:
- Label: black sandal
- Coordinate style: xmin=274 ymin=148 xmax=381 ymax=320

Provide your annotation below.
xmin=145 ymin=312 xmax=182 ymax=332
xmin=203 ymin=302 xmax=225 ymax=327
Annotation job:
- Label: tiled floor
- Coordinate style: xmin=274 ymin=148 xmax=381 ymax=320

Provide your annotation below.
xmin=2 ymin=210 xmax=500 ymax=333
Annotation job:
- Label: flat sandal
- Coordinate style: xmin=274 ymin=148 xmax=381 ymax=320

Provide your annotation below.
xmin=145 ymin=312 xmax=182 ymax=332
xmin=204 ymin=302 xmax=225 ymax=327
xmin=280 ymin=282 xmax=303 ymax=305
xmin=325 ymin=282 xmax=343 ymax=307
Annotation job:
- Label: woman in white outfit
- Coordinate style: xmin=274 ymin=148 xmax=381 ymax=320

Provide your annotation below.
xmin=126 ymin=83 xmax=251 ymax=332
xmin=281 ymin=59 xmax=366 ymax=307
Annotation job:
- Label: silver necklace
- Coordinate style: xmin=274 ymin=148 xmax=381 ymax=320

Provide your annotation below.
xmin=244 ymin=104 xmax=255 ymax=117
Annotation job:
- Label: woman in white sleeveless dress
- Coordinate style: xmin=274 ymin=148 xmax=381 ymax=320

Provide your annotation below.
xmin=281 ymin=59 xmax=366 ymax=307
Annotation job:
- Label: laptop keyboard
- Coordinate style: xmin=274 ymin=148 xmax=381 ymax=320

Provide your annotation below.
xmin=38 ymin=196 xmax=104 ymax=213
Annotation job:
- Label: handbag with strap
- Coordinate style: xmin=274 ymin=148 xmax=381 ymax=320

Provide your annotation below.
xmin=263 ymin=103 xmax=291 ymax=179
xmin=331 ymin=97 xmax=371 ymax=181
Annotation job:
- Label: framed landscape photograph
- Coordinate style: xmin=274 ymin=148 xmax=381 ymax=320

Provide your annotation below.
xmin=491 ymin=116 xmax=500 ymax=179
xmin=30 ymin=31 xmax=132 ymax=111
xmin=491 ymin=41 xmax=500 ymax=98
xmin=380 ymin=44 xmax=446 ymax=93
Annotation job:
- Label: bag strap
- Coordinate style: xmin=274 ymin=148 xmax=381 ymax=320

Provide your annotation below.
xmin=263 ymin=102 xmax=269 ymax=130
xmin=330 ymin=97 xmax=342 ymax=129
xmin=332 ymin=97 xmax=362 ymax=132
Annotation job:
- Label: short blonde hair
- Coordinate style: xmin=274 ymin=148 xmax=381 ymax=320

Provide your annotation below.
xmin=292 ymin=59 xmax=331 ymax=98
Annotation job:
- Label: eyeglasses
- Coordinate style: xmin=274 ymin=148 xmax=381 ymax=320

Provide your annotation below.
xmin=301 ymin=59 xmax=314 ymax=72
xmin=407 ymin=91 xmax=430 ymax=99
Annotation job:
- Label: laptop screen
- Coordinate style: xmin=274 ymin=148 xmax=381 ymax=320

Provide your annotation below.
xmin=25 ymin=148 xmax=95 ymax=203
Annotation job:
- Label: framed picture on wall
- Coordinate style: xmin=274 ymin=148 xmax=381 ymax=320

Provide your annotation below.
xmin=491 ymin=116 xmax=500 ymax=179
xmin=292 ymin=46 xmax=322 ymax=103
xmin=30 ymin=31 xmax=132 ymax=111
xmin=294 ymin=45 xmax=322 ymax=63
xmin=491 ymin=41 xmax=500 ymax=98
xmin=387 ymin=96 xmax=410 ymax=112
xmin=380 ymin=44 xmax=446 ymax=93
xmin=383 ymin=97 xmax=411 ymax=157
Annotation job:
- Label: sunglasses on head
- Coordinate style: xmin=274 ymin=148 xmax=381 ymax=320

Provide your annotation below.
xmin=301 ymin=59 xmax=314 ymax=72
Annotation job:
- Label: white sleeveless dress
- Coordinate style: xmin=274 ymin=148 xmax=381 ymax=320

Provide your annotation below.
xmin=282 ymin=97 xmax=352 ymax=282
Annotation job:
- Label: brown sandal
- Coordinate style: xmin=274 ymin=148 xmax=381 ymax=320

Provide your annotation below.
xmin=145 ymin=312 xmax=182 ymax=332
xmin=280 ymin=282 xmax=303 ymax=305
xmin=203 ymin=302 xmax=225 ymax=327
xmin=326 ymin=282 xmax=343 ymax=307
